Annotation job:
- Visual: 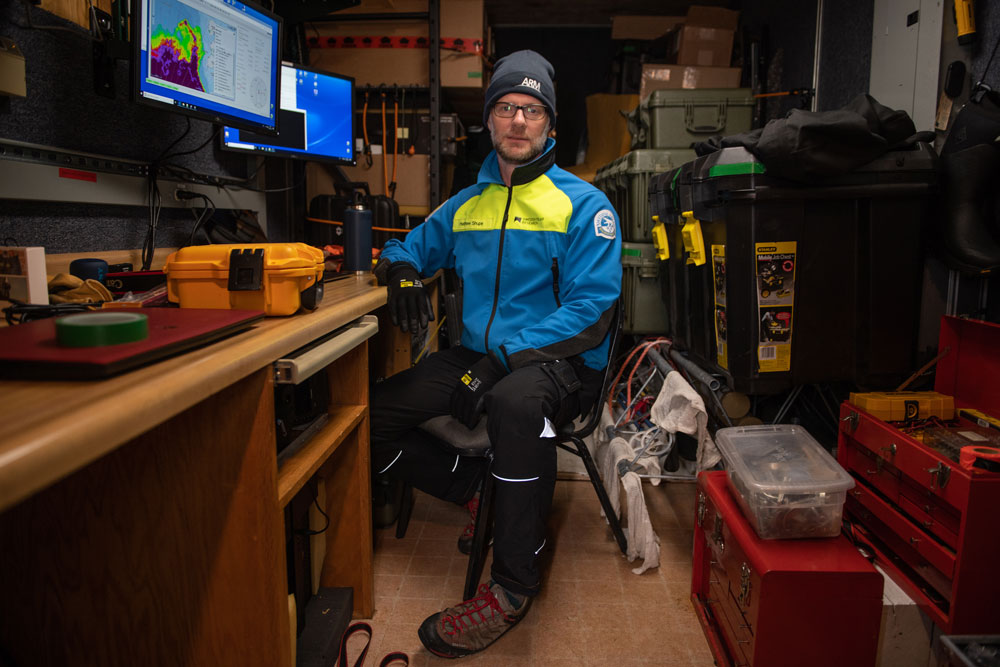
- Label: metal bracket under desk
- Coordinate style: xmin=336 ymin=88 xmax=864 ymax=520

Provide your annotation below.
xmin=274 ymin=315 xmax=379 ymax=385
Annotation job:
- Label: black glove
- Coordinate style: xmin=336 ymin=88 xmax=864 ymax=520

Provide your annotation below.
xmin=383 ymin=261 xmax=434 ymax=333
xmin=450 ymin=354 xmax=508 ymax=429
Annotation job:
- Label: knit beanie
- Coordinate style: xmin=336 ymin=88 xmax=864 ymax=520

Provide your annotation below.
xmin=483 ymin=50 xmax=556 ymax=126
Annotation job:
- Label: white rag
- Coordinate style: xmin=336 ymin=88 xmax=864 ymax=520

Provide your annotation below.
xmin=597 ymin=429 xmax=661 ymax=574
xmin=650 ymin=370 xmax=721 ymax=470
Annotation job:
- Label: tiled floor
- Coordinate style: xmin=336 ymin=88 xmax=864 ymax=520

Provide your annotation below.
xmin=348 ymin=478 xmax=716 ymax=666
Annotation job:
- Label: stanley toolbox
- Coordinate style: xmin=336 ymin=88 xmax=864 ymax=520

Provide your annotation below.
xmin=648 ymin=144 xmax=938 ymax=395
xmin=164 ymin=243 xmax=325 ymax=316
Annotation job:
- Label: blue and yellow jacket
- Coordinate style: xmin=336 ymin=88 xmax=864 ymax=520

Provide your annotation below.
xmin=380 ymin=139 xmax=622 ymax=371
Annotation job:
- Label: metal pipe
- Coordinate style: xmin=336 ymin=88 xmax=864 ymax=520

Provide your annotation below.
xmin=947 ymin=269 xmax=959 ymax=316
xmin=644 ymin=347 xmax=673 ymax=377
xmin=663 ymin=348 xmax=721 ymax=392
xmin=811 ymin=0 xmax=823 ymax=111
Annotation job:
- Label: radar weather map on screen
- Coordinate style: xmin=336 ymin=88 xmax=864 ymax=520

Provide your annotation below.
xmin=136 ymin=0 xmax=280 ymax=133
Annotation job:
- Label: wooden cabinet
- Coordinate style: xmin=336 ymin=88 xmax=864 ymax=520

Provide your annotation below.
xmin=0 ymin=277 xmax=384 ymax=667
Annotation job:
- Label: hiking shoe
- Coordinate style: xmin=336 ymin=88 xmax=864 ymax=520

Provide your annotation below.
xmin=457 ymin=496 xmax=478 ymax=555
xmin=417 ymin=581 xmax=530 ymax=658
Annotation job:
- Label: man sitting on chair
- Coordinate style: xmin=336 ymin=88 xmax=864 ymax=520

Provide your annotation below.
xmin=370 ymin=49 xmax=622 ymax=658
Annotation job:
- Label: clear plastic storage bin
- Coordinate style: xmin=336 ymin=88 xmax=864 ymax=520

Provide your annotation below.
xmin=715 ymin=424 xmax=854 ymax=539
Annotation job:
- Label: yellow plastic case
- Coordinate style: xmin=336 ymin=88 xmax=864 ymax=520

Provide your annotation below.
xmin=164 ymin=243 xmax=325 ymax=316
xmin=848 ymin=391 xmax=955 ymax=422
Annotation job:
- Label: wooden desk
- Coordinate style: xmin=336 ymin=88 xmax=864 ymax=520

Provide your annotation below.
xmin=0 ymin=276 xmax=386 ymax=667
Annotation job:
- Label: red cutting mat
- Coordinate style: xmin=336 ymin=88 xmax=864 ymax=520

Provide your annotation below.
xmin=0 ymin=307 xmax=265 ymax=380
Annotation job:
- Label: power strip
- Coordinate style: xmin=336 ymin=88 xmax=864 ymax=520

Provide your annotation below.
xmin=0 ymin=139 xmax=148 ymax=178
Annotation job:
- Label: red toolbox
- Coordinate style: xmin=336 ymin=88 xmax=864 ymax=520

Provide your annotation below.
xmin=837 ymin=316 xmax=1000 ymax=633
xmin=691 ymin=471 xmax=883 ymax=667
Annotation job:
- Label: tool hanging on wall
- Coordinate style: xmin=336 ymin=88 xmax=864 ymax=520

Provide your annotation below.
xmin=361 ymin=88 xmax=373 ymax=168
xmin=406 ymin=88 xmax=416 ymax=155
xmin=389 ymin=85 xmax=399 ymax=200
xmin=954 ymin=0 xmax=977 ymax=46
xmin=379 ymin=85 xmax=388 ymax=196
xmin=400 ymin=88 xmax=412 ymax=157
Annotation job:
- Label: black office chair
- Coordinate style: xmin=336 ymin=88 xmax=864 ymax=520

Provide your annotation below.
xmin=397 ymin=302 xmax=628 ymax=600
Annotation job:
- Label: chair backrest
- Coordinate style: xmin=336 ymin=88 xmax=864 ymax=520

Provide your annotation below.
xmin=564 ymin=299 xmax=622 ymax=441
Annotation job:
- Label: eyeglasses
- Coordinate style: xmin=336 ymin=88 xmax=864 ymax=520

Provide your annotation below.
xmin=492 ymin=102 xmax=547 ymax=121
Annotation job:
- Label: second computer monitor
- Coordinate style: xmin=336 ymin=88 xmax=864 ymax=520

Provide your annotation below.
xmin=222 ymin=62 xmax=355 ymax=165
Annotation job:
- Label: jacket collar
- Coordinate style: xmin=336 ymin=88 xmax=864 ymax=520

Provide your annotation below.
xmin=479 ymin=138 xmax=557 ymax=187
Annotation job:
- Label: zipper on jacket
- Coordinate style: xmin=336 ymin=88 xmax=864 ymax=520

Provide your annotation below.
xmin=484 ymin=185 xmax=514 ymax=352
xmin=550 ymin=257 xmax=561 ymax=307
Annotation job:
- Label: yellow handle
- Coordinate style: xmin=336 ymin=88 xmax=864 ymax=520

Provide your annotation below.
xmin=681 ymin=211 xmax=706 ymax=266
xmin=652 ymin=222 xmax=669 ymax=260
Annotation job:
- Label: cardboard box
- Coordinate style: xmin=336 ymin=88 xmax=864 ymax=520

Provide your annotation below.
xmin=308 ymin=0 xmax=485 ymax=88
xmin=566 ymin=93 xmax=638 ymax=183
xmin=610 ymin=15 xmax=683 ymax=41
xmin=639 ymin=64 xmax=741 ymax=99
xmin=667 ymin=5 xmax=739 ymax=67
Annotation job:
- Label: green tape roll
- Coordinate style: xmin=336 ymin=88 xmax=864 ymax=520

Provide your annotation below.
xmin=55 ymin=312 xmax=149 ymax=347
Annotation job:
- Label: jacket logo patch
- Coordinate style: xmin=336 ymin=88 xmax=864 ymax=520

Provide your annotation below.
xmin=519 ymin=77 xmax=541 ymax=91
xmin=594 ymin=209 xmax=616 ymax=239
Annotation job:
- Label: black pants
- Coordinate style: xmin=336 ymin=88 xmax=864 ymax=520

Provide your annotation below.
xmin=371 ymin=346 xmax=602 ymax=597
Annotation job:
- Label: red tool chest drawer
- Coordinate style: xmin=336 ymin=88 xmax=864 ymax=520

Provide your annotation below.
xmin=838 ymin=316 xmax=1000 ymax=634
xmin=691 ymin=471 xmax=883 ymax=667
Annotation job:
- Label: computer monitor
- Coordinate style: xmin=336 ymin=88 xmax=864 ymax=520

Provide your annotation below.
xmin=133 ymin=0 xmax=282 ymax=134
xmin=221 ymin=62 xmax=355 ymax=165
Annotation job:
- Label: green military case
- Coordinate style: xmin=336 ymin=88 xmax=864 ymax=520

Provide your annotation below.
xmin=627 ymin=88 xmax=755 ymax=150
xmin=595 ymin=149 xmax=697 ymax=242
xmin=621 ymin=242 xmax=671 ymax=335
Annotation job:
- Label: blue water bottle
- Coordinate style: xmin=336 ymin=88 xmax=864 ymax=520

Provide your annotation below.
xmin=343 ymin=193 xmax=373 ymax=273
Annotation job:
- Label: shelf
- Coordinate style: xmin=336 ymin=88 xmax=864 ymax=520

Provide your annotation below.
xmin=277 ymin=403 xmax=366 ymax=507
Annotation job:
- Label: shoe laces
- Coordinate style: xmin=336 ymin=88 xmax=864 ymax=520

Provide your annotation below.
xmin=440 ymin=583 xmax=512 ymax=637
xmin=461 ymin=497 xmax=479 ymax=539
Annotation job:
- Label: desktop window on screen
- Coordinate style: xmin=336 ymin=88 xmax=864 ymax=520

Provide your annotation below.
xmin=223 ymin=64 xmax=354 ymax=163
